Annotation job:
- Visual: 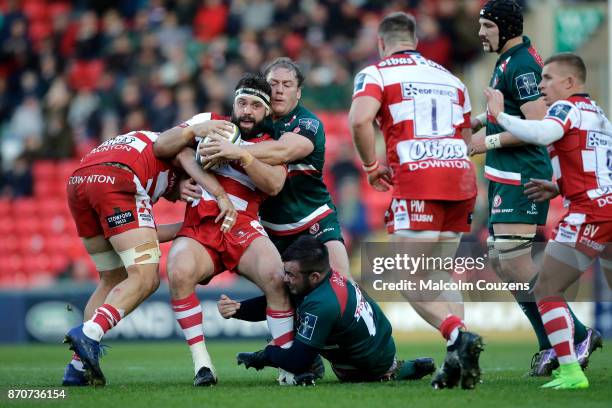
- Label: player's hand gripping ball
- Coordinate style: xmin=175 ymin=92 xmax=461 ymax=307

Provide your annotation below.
xmin=196 ymin=123 xmax=242 ymax=170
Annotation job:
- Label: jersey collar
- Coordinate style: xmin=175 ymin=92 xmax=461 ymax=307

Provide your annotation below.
xmin=390 ymin=49 xmax=420 ymax=57
xmin=497 ymin=36 xmax=531 ymax=64
xmin=274 ymin=103 xmax=302 ymax=125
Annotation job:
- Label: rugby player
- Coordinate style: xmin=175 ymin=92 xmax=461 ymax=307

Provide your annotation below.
xmin=221 ymin=236 xmax=436 ymax=384
xmin=62 ymin=122 xmax=235 ymax=386
xmin=154 ymin=73 xmax=296 ymax=386
xmin=200 ymin=58 xmax=350 ymax=278
xmin=349 ymin=12 xmax=483 ymax=389
xmin=485 ymin=52 xmax=609 ymax=389
xmin=471 ymin=0 xmax=600 ymax=376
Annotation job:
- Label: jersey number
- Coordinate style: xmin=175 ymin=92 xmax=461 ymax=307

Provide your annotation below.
xmin=402 ymin=82 xmax=460 ymax=139
xmin=586 ymin=131 xmax=612 ymax=188
xmin=353 ymin=283 xmax=376 ymax=336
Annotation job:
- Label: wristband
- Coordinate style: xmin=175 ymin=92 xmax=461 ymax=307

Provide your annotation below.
xmin=485 ymin=134 xmax=502 ymax=150
xmin=362 ymin=160 xmax=379 ymax=173
xmin=475 ymin=112 xmax=487 ymax=126
xmin=240 ymin=151 xmax=255 ymax=168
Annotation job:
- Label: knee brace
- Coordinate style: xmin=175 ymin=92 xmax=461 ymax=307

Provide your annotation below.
xmin=90 ymin=250 xmax=124 ymax=272
xmin=117 ymin=241 xmax=161 ymax=268
xmin=491 ymin=234 xmax=535 ymax=261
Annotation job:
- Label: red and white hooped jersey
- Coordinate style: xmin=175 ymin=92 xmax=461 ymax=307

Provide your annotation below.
xmin=352 ymin=50 xmax=476 ymax=201
xmin=181 ymin=112 xmax=281 ymax=226
xmin=79 ymin=130 xmax=175 ymax=204
xmin=546 ymin=94 xmax=612 ymax=219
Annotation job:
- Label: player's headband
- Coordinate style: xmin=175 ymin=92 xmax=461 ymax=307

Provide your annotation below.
xmin=480 ymin=0 xmax=523 ymax=53
xmin=235 ymin=88 xmax=272 ymax=114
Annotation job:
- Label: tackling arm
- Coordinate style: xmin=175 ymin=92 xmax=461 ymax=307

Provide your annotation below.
xmin=240 ymin=152 xmax=287 ymax=196
xmin=244 ymin=133 xmax=314 ymax=165
xmin=154 ymin=126 xmax=196 ymax=159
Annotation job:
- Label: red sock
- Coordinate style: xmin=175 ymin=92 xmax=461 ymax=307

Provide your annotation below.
xmin=538 ymin=297 xmax=576 ymax=365
xmin=172 ymin=293 xmax=204 ymax=345
xmin=92 ymin=303 xmax=122 ymax=333
xmin=440 ymin=314 xmax=465 ymax=341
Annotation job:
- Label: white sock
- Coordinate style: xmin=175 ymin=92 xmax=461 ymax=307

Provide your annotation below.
xmin=70 ymin=357 xmax=84 ymax=371
xmin=190 ymin=342 xmax=216 ymax=376
xmin=82 ymin=321 xmax=105 ymax=342
xmin=446 ymin=327 xmax=460 ymax=347
xmin=266 ymin=308 xmax=295 ymax=349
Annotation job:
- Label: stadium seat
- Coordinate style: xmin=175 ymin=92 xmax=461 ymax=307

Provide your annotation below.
xmin=32 ymin=160 xmax=58 ymax=181
xmin=0 ymin=199 xmax=11 ymax=216
xmin=11 ymin=199 xmax=38 ymax=217
xmin=57 ymin=160 xmax=81 ymax=182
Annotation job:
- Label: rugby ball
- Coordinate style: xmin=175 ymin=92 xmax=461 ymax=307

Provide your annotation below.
xmin=195 ymin=123 xmax=242 ymax=169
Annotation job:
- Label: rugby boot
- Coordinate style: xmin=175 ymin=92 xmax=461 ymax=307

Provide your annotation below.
xmin=576 ymin=328 xmax=603 ymax=371
xmin=431 ymin=350 xmax=461 ymax=389
xmin=455 ymin=331 xmax=485 ymax=390
xmin=61 ymin=363 xmax=88 ymax=386
xmin=542 ymin=363 xmax=589 ymax=390
xmin=193 ymin=367 xmax=217 ymax=386
xmin=63 ymin=324 xmax=105 ymax=386
xmin=529 ymin=348 xmax=558 ymax=377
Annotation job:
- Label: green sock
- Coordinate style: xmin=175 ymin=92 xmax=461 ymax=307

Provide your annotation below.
xmin=513 ymin=276 xmax=552 ymax=350
xmin=394 ymin=361 xmax=416 ymax=380
xmin=515 ymin=276 xmax=588 ymax=349
xmin=517 ymin=300 xmax=552 ymax=350
xmin=569 ymin=307 xmax=588 ymax=344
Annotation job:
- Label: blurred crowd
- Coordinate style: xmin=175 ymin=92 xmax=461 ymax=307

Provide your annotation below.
xmin=1 ymin=0 xmax=575 ymax=286
xmin=0 ymin=0 xmax=491 ymax=198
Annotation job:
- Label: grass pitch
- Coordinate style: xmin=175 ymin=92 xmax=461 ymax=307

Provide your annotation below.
xmin=0 ymin=339 xmax=610 ymax=408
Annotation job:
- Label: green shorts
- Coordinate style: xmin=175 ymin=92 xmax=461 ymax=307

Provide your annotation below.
xmin=488 ymin=181 xmax=549 ymax=226
xmin=268 ymin=212 xmax=344 ymax=255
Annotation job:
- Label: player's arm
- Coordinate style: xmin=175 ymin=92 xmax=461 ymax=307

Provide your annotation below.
xmin=349 ymin=96 xmax=392 ymax=192
xmin=197 ymin=134 xmax=287 ymax=195
xmin=173 ymin=147 xmax=237 ymax=231
xmin=485 ymin=88 xmax=564 ymax=145
xmin=470 ymin=98 xmax=549 ymax=154
xmin=242 ymin=132 xmax=315 ymax=165
xmin=173 ymin=147 xmax=228 ymax=198
xmin=241 ymin=154 xmax=287 ymax=196
xmin=218 ymin=294 xmax=267 ymax=321
xmin=350 ymin=95 xmax=379 ymax=167
xmin=154 ymin=119 xmax=235 ymax=159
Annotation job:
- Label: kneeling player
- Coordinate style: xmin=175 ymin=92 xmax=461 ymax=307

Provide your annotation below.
xmin=155 ymin=74 xmax=295 ymax=386
xmin=220 ymin=236 xmax=436 ymax=384
xmin=63 ymin=122 xmax=235 ymax=386
xmin=485 ymin=52 xmax=608 ymax=389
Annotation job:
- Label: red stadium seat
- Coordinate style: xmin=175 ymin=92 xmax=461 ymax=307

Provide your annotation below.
xmin=0 ymin=219 xmax=16 ymax=236
xmin=57 ymin=160 xmax=81 ymax=183
xmin=0 ymin=235 xmax=18 ymax=254
xmin=32 ymin=160 xmax=58 ymax=181
xmin=11 ymin=199 xmax=38 ymax=217
xmin=0 ymin=199 xmax=11 ymax=216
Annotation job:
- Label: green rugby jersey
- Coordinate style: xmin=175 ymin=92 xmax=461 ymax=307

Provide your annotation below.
xmin=295 ymin=270 xmax=395 ymax=374
xmin=484 ymin=36 xmax=552 ymax=185
xmin=259 ymin=103 xmax=337 ymax=235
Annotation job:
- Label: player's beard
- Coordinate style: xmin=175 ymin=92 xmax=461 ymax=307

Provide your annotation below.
xmin=231 ymin=113 xmax=265 ymax=140
xmin=481 ymin=35 xmax=499 ymax=53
